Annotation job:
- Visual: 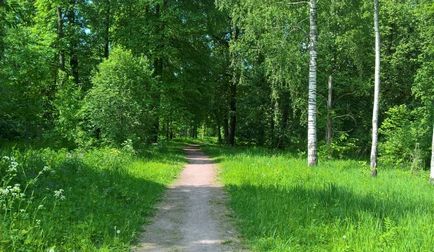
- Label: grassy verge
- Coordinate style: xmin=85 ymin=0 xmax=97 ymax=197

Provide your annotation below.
xmin=0 ymin=142 xmax=185 ymax=251
xmin=203 ymin=144 xmax=434 ymax=251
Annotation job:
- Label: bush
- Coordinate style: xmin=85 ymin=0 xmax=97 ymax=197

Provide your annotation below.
xmin=83 ymin=47 xmax=158 ymax=147
xmin=379 ymin=105 xmax=431 ymax=168
xmin=52 ymin=71 xmax=83 ymax=146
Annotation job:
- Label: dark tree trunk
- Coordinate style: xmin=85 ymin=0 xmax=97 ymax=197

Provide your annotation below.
xmin=269 ymin=105 xmax=275 ymax=147
xmin=165 ymin=120 xmax=170 ymax=140
xmin=169 ymin=120 xmax=174 ymax=140
xmin=228 ymin=25 xmax=239 ymax=146
xmin=56 ymin=6 xmax=65 ymax=70
xmin=151 ymin=57 xmax=162 ymax=143
xmin=68 ymin=0 xmax=79 ymax=85
xmin=217 ymin=124 xmax=222 ymax=143
xmin=150 ymin=1 xmax=167 ymax=143
xmin=223 ymin=116 xmax=229 ymax=144
xmin=104 ymin=0 xmax=110 ymax=58
xmin=228 ymin=81 xmax=237 ymax=146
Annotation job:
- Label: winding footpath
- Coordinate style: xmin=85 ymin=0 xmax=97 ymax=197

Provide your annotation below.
xmin=134 ymin=145 xmax=244 ymax=252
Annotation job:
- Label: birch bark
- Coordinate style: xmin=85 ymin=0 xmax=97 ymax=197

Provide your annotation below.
xmin=370 ymin=0 xmax=381 ymax=176
xmin=308 ymin=0 xmax=318 ymax=166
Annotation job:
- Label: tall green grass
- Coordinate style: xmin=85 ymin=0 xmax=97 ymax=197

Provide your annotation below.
xmin=0 ymin=142 xmax=184 ymax=251
xmin=204 ymin=145 xmax=434 ymax=251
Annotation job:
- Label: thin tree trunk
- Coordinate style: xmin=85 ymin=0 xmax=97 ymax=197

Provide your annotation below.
xmin=56 ymin=6 xmax=65 ymax=70
xmin=223 ymin=116 xmax=229 ymax=144
xmin=370 ymin=0 xmax=381 ymax=176
xmin=326 ymin=75 xmax=333 ymax=147
xmin=228 ymin=81 xmax=237 ymax=146
xmin=217 ymin=124 xmax=222 ymax=143
xmin=430 ymin=123 xmax=434 ymax=183
xmin=307 ymin=0 xmax=318 ymax=166
xmin=228 ymin=25 xmax=238 ymax=146
xmin=104 ymin=0 xmax=110 ymax=58
xmin=68 ymin=0 xmax=79 ymax=85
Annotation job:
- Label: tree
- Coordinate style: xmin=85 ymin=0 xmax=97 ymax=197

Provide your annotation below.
xmin=307 ymin=0 xmax=318 ymax=166
xmin=83 ymin=47 xmax=157 ymax=146
xmin=370 ymin=0 xmax=381 ymax=176
xmin=431 ymin=124 xmax=434 ymax=183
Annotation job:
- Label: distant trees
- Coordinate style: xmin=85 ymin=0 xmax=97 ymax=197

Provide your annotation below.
xmin=0 ymin=0 xmax=433 ymax=174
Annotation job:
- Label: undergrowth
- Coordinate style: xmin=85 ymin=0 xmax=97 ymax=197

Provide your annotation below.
xmin=0 ymin=142 xmax=184 ymax=251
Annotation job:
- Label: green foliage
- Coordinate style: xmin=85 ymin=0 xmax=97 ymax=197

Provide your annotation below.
xmin=319 ymin=132 xmax=359 ymax=159
xmin=204 ymin=145 xmax=434 ymax=251
xmin=379 ymin=105 xmax=431 ymax=168
xmin=83 ymin=47 xmax=157 ymax=146
xmin=0 ymin=143 xmax=184 ymax=251
xmin=0 ymin=26 xmax=54 ymax=139
xmin=52 ymin=71 xmax=82 ymax=145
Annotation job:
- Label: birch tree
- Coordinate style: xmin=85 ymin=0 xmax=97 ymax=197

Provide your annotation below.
xmin=308 ymin=0 xmax=318 ymax=166
xmin=370 ymin=0 xmax=381 ymax=176
xmin=431 ymin=124 xmax=434 ymax=183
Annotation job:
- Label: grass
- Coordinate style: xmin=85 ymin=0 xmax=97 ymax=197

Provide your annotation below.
xmin=0 ymin=141 xmax=185 ymax=251
xmin=203 ymin=144 xmax=434 ymax=252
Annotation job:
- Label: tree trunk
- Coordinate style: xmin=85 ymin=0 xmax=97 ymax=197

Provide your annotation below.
xmin=430 ymin=123 xmax=434 ymax=183
xmin=307 ymin=0 xmax=318 ymax=166
xmin=104 ymin=0 xmax=110 ymax=58
xmin=150 ymin=1 xmax=167 ymax=143
xmin=165 ymin=120 xmax=170 ymax=140
xmin=56 ymin=6 xmax=65 ymax=70
xmin=228 ymin=81 xmax=237 ymax=146
xmin=228 ymin=25 xmax=238 ymax=146
xmin=68 ymin=0 xmax=79 ymax=85
xmin=326 ymin=75 xmax=333 ymax=148
xmin=370 ymin=0 xmax=381 ymax=176
xmin=223 ymin=116 xmax=229 ymax=144
xmin=217 ymin=124 xmax=222 ymax=143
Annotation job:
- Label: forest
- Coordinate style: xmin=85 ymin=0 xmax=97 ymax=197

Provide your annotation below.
xmin=0 ymin=0 xmax=433 ymax=251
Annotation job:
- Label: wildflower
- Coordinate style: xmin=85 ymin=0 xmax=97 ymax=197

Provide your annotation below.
xmin=54 ymin=189 xmax=65 ymax=200
xmin=0 ymin=188 xmax=9 ymax=196
xmin=42 ymin=165 xmax=51 ymax=172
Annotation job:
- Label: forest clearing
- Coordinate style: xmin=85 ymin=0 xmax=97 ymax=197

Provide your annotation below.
xmin=1 ymin=0 xmax=434 ymax=251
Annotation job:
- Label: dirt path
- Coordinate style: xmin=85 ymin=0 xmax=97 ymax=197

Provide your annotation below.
xmin=134 ymin=145 xmax=244 ymax=252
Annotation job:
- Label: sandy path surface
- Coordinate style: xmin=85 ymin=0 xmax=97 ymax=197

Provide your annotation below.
xmin=134 ymin=145 xmax=245 ymax=252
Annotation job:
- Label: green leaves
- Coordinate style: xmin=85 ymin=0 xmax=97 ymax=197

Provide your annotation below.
xmin=83 ymin=47 xmax=157 ymax=146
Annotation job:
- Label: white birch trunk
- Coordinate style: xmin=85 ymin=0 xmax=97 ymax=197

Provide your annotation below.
xmin=308 ymin=0 xmax=318 ymax=166
xmin=326 ymin=75 xmax=333 ymax=147
xmin=430 ymin=123 xmax=434 ymax=183
xmin=370 ymin=0 xmax=381 ymax=176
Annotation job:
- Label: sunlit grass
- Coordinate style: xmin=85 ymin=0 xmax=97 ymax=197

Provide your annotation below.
xmin=204 ymin=145 xmax=434 ymax=251
xmin=0 ymin=142 xmax=184 ymax=251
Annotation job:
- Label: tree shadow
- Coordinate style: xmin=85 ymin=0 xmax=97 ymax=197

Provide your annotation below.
xmin=223 ymin=182 xmax=434 ymax=249
xmin=3 ymin=154 xmax=171 ymax=251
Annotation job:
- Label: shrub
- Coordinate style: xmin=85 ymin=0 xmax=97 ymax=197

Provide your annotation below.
xmin=83 ymin=47 xmax=158 ymax=147
xmin=52 ymin=71 xmax=83 ymax=146
xmin=379 ymin=105 xmax=431 ymax=168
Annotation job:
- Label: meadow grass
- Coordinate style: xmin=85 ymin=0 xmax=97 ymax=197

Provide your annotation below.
xmin=0 ymin=141 xmax=185 ymax=251
xmin=204 ymin=145 xmax=434 ymax=252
